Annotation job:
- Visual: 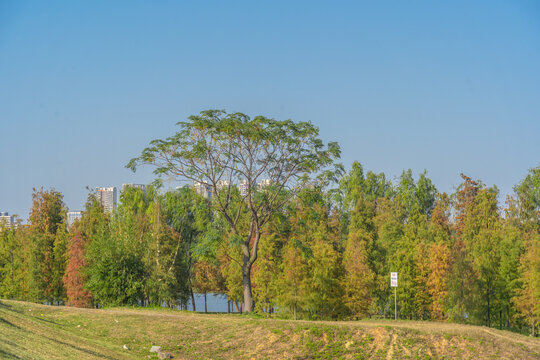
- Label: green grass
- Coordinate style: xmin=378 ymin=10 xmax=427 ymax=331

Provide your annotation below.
xmin=1 ymin=299 xmax=539 ymax=359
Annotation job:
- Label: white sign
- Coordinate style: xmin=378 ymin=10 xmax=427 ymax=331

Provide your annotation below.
xmin=390 ymin=272 xmax=398 ymax=287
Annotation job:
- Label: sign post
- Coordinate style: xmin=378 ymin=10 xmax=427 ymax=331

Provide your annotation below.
xmin=390 ymin=272 xmax=398 ymax=320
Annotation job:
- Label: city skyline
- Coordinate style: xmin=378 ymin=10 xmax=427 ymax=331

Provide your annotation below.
xmin=1 ymin=179 xmax=276 ymax=222
xmin=1 ymin=183 xmax=149 ymax=222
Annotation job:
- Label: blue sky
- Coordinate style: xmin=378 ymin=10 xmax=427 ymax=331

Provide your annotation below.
xmin=1 ymin=1 xmax=539 ymax=220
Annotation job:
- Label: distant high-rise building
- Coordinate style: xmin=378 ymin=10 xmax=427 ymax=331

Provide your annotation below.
xmin=238 ymin=179 xmax=270 ymax=197
xmin=216 ymin=180 xmax=230 ymax=191
xmin=122 ymin=183 xmax=147 ymax=195
xmin=193 ymin=181 xmax=212 ymax=199
xmin=238 ymin=179 xmax=249 ymax=197
xmin=96 ymin=187 xmax=117 ymax=213
xmin=257 ymin=179 xmax=271 ymax=192
xmin=0 ymin=212 xmax=13 ymax=228
xmin=67 ymin=211 xmax=82 ymax=227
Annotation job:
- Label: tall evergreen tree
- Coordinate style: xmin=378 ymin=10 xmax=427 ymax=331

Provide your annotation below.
xmin=277 ymin=241 xmax=308 ymax=319
xmin=448 ymin=174 xmax=481 ymax=322
xmin=426 ymin=194 xmax=452 ymax=320
xmin=512 ymin=165 xmax=540 ymax=335
xmin=0 ymin=222 xmax=29 ymax=299
xmin=27 ymin=188 xmax=67 ymax=303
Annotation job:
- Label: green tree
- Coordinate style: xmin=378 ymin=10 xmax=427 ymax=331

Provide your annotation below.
xmin=383 ymin=170 xmax=437 ymax=319
xmin=464 ymin=187 xmax=502 ymax=327
xmin=84 ymin=190 xmax=146 ymax=306
xmin=192 ymin=259 xmax=223 ymax=312
xmin=277 ymin=241 xmax=308 ymax=319
xmin=342 ymin=213 xmax=375 ymax=319
xmin=448 ymin=174 xmax=481 ymax=322
xmin=127 ymin=110 xmax=340 ymax=312
xmin=287 ymin=188 xmax=345 ymax=320
xmin=0 ymin=221 xmax=29 ymax=299
xmin=141 ymin=188 xmax=191 ymax=307
xmin=515 ymin=231 xmax=540 ymax=336
xmin=252 ymin=233 xmax=281 ymax=315
xmin=514 ymin=165 xmax=540 ymax=225
xmin=496 ymin=204 xmax=524 ymax=329
xmin=306 ymin=237 xmax=344 ymax=319
xmin=373 ymin=196 xmax=403 ymax=317
xmin=339 ymin=163 xmax=379 ymax=318
xmin=339 ymin=162 xmax=392 ymax=318
xmin=426 ymin=194 xmax=452 ymax=320
xmin=27 ymin=188 xmax=67 ymax=304
xmin=220 ymin=244 xmax=244 ymax=312
xmin=512 ymin=165 xmax=540 ymax=335
xmin=426 ymin=241 xmax=450 ymax=319
xmin=161 ymin=186 xmax=215 ymax=309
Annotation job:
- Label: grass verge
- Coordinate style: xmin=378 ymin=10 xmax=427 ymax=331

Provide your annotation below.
xmin=1 ymin=300 xmax=539 ymax=359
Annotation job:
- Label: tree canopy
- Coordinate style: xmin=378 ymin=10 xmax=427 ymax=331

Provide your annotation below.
xmin=127 ymin=110 xmax=341 ymax=311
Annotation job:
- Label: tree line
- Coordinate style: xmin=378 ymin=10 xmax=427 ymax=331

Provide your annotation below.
xmin=0 ymin=111 xmax=538 ymax=336
xmin=0 ymin=165 xmax=538 ymax=334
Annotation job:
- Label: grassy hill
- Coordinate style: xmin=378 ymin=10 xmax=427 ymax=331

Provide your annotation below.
xmin=1 ymin=299 xmax=539 ymax=360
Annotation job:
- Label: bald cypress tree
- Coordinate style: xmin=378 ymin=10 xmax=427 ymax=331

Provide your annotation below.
xmin=63 ymin=230 xmax=92 ymax=307
xmin=28 ymin=188 xmax=67 ymax=303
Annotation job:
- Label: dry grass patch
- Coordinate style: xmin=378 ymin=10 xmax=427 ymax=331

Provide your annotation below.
xmin=1 ymin=300 xmax=539 ymax=359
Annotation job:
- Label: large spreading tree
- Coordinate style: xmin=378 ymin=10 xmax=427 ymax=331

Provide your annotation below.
xmin=127 ymin=110 xmax=340 ymax=311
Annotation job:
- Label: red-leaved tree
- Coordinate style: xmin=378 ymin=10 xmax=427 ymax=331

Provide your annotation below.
xmin=63 ymin=231 xmax=92 ymax=307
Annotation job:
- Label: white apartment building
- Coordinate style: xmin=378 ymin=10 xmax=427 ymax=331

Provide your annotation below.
xmin=238 ymin=179 xmax=249 ymax=197
xmin=67 ymin=211 xmax=83 ymax=227
xmin=238 ymin=179 xmax=270 ymax=197
xmin=257 ymin=179 xmax=271 ymax=191
xmin=0 ymin=212 xmax=13 ymax=228
xmin=96 ymin=187 xmax=117 ymax=213
xmin=216 ymin=180 xmax=230 ymax=191
xmin=193 ymin=181 xmax=212 ymax=200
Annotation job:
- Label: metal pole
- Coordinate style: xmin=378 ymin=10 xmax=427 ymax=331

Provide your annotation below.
xmin=394 ymin=286 xmax=397 ymax=320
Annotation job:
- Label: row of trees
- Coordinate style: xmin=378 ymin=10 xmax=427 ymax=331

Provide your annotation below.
xmin=0 ymin=165 xmax=538 ymax=334
xmin=0 ymin=111 xmax=538 ymax=336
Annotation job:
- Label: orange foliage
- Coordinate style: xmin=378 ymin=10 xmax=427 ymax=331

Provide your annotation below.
xmin=63 ymin=231 xmax=92 ymax=307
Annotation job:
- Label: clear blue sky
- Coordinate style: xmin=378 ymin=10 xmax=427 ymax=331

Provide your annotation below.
xmin=1 ymin=1 xmax=539 ymax=220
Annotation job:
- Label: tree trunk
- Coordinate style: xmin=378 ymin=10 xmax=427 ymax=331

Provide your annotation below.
xmin=204 ymin=292 xmax=207 ymax=313
xmin=191 ymin=289 xmax=196 ymax=312
xmin=242 ymin=262 xmax=254 ymax=312
xmin=241 ymin=224 xmax=261 ymax=313
xmin=487 ymin=288 xmax=491 ymax=327
xmin=228 ymin=299 xmax=230 ymax=313
xmin=234 ymin=301 xmax=240 ymax=313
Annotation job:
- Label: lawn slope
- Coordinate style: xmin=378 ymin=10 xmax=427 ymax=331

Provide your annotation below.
xmin=1 ymin=299 xmax=539 ymax=359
